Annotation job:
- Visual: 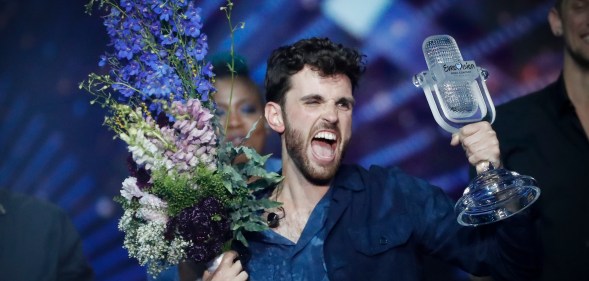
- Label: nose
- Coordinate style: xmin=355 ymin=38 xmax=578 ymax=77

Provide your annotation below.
xmin=322 ymin=103 xmax=339 ymax=124
xmin=227 ymin=111 xmax=243 ymax=128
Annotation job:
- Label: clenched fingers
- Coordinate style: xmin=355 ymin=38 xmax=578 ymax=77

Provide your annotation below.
xmin=204 ymin=251 xmax=248 ymax=281
xmin=450 ymin=121 xmax=501 ymax=173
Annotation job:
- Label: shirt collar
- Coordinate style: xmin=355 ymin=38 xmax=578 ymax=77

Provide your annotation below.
xmin=269 ymin=165 xmax=366 ymax=193
xmin=552 ymin=73 xmax=576 ymax=116
xmin=331 ymin=165 xmax=365 ymax=191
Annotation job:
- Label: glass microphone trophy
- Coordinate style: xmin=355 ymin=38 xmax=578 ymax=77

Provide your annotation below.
xmin=413 ymin=34 xmax=540 ymax=226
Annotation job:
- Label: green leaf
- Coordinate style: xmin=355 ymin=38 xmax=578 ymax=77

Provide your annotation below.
xmin=235 ymin=231 xmax=248 ymax=247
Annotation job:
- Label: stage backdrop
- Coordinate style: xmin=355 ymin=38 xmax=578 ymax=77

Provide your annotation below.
xmin=0 ymin=0 xmax=559 ymax=280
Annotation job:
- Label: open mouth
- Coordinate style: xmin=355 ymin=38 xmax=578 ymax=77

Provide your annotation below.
xmin=311 ymin=131 xmax=337 ymax=161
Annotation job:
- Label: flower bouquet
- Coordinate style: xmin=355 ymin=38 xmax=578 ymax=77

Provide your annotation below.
xmin=80 ymin=0 xmax=282 ymax=276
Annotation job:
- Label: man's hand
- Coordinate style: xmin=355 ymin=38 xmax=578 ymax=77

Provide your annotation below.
xmin=450 ymin=121 xmax=501 ymax=174
xmin=202 ymin=251 xmax=248 ymax=281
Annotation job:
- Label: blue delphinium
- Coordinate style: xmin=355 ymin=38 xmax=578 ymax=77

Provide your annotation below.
xmin=97 ymin=0 xmax=214 ymax=112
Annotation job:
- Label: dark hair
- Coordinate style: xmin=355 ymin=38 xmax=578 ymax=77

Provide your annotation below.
xmin=264 ymin=37 xmax=366 ymax=105
xmin=555 ymin=0 xmax=563 ymax=13
xmin=210 ymin=52 xmax=264 ymax=104
xmin=210 ymin=52 xmax=250 ymax=79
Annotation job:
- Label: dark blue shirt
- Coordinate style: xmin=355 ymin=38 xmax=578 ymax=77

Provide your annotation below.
xmin=245 ymin=190 xmax=331 ymax=281
xmin=241 ymin=164 xmax=540 ymax=281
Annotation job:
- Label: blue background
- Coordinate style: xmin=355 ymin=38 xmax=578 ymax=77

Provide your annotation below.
xmin=0 ymin=0 xmax=560 ymax=280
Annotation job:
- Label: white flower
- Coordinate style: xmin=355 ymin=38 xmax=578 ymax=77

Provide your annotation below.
xmin=121 ymin=220 xmax=191 ymax=277
xmin=121 ymin=177 xmax=144 ymax=200
xmin=137 ymin=207 xmax=169 ymax=224
xmin=139 ymin=193 xmax=167 ymax=208
xmin=137 ymin=194 xmax=169 ymax=224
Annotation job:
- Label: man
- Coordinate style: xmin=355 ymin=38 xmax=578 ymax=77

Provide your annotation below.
xmin=487 ymin=0 xmax=589 ymax=279
xmin=0 ymin=189 xmax=94 ymax=281
xmin=203 ymin=37 xmax=540 ymax=281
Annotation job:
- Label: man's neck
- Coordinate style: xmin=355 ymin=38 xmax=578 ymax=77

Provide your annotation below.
xmin=563 ymin=55 xmax=589 ymax=139
xmin=563 ymin=55 xmax=589 ymax=106
xmin=278 ymin=159 xmax=331 ymax=211
xmin=270 ymin=156 xmax=332 ymax=243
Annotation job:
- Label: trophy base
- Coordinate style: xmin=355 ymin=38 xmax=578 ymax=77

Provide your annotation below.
xmin=455 ymin=168 xmax=540 ymax=226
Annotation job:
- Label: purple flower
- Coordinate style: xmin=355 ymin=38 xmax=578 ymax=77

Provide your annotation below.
xmin=127 ymin=154 xmax=151 ymax=189
xmin=164 ymin=197 xmax=231 ymax=263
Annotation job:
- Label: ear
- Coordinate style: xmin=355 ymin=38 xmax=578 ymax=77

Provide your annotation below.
xmin=548 ymin=7 xmax=563 ymax=37
xmin=265 ymin=102 xmax=285 ymax=134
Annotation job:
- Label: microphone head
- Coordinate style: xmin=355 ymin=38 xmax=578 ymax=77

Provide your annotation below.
xmin=423 ymin=35 xmax=464 ymax=70
xmin=413 ymin=34 xmax=496 ymax=133
xmin=422 ymin=35 xmax=476 ymax=119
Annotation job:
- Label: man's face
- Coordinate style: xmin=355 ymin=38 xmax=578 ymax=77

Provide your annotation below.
xmin=552 ymin=0 xmax=589 ymax=67
xmin=281 ymin=66 xmax=354 ymax=185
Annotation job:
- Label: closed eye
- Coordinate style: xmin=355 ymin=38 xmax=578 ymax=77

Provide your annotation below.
xmin=337 ymin=98 xmax=354 ymax=111
xmin=301 ymin=95 xmax=324 ymax=106
xmin=239 ymin=103 xmax=260 ymax=115
xmin=572 ymin=0 xmax=587 ymax=9
xmin=216 ymin=107 xmax=227 ymax=117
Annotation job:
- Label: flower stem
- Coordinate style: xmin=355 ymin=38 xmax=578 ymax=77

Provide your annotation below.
xmin=222 ymin=0 xmax=237 ymax=136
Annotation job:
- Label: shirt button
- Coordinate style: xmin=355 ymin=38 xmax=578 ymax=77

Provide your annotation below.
xmin=379 ymin=236 xmax=388 ymax=245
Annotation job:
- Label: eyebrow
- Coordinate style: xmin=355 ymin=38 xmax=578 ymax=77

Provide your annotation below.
xmin=300 ymin=94 xmax=356 ymax=106
xmin=300 ymin=94 xmax=324 ymax=102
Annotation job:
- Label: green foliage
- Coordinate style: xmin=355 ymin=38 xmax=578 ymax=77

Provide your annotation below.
xmin=213 ymin=140 xmax=284 ymax=247
xmin=114 ymin=195 xmax=141 ymax=211
xmin=150 ymin=165 xmax=231 ymax=217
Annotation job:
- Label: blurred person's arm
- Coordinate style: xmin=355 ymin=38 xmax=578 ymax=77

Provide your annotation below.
xmin=55 ymin=205 xmax=94 ymax=281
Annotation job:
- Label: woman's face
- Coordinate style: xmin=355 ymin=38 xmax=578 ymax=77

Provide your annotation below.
xmin=214 ymin=77 xmax=267 ymax=154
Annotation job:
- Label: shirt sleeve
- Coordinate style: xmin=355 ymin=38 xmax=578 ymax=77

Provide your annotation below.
xmin=55 ymin=208 xmax=95 ymax=281
xmin=414 ymin=178 xmax=541 ymax=281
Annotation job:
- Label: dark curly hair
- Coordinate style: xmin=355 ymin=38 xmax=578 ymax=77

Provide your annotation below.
xmin=554 ymin=0 xmax=563 ymax=13
xmin=264 ymin=37 xmax=366 ymax=105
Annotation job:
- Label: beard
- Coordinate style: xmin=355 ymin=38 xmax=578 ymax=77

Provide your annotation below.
xmin=283 ymin=114 xmax=348 ymax=186
xmin=566 ymin=43 xmax=589 ymax=70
